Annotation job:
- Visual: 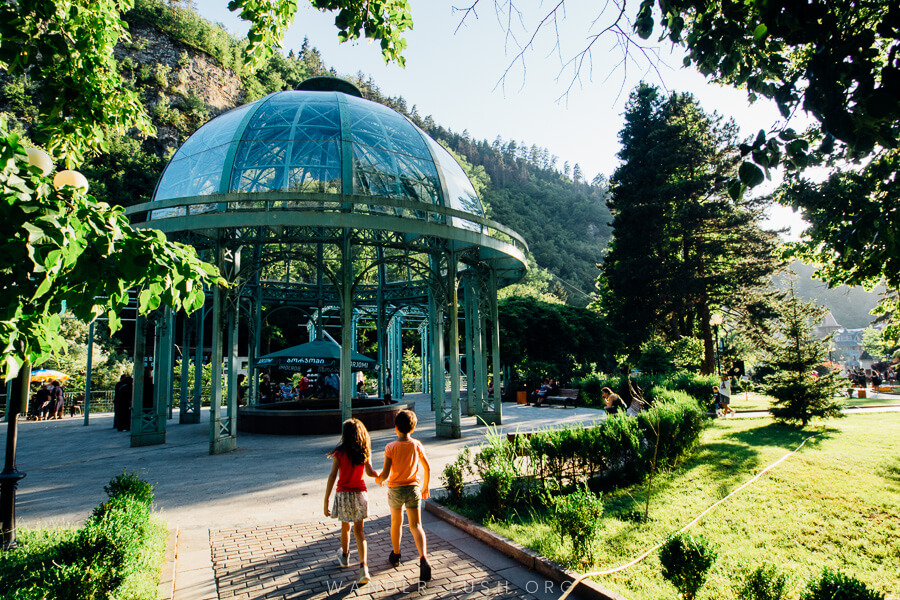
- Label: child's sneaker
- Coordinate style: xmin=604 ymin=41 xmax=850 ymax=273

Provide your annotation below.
xmin=716 ymin=409 xmax=724 ymax=418
xmin=336 ymin=549 xmax=349 ymax=567
xmin=388 ymin=550 xmax=401 ymax=567
xmin=419 ymin=557 xmax=432 ymax=583
xmin=357 ymin=565 xmax=370 ymax=585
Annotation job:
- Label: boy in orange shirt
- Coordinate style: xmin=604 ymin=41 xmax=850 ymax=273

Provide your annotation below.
xmin=375 ymin=409 xmax=433 ymax=584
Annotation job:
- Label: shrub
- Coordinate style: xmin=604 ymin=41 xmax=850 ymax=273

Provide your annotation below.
xmin=637 ymin=391 xmax=705 ymax=468
xmin=440 ymin=447 xmax=472 ymax=504
xmin=739 ymin=563 xmax=789 ymax=600
xmin=0 ymin=475 xmax=165 ymax=600
xmin=800 ymin=569 xmax=885 ymax=600
xmin=552 ymin=485 xmax=603 ymax=559
xmin=104 ymin=471 xmax=154 ymax=505
xmin=659 ymin=533 xmax=718 ymax=600
xmin=473 ymin=433 xmax=519 ymax=519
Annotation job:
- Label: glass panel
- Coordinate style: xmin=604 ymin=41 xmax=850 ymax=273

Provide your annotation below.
xmin=423 ymin=134 xmax=484 ymax=232
xmin=288 ymin=166 xmax=342 ymax=193
xmin=232 ymin=166 xmax=285 ymax=192
xmin=294 ymin=102 xmax=341 ymax=140
xmin=345 ymin=96 xmax=430 ymax=159
xmin=154 ymin=143 xmax=229 ymax=201
xmin=173 ymin=103 xmax=254 ymax=159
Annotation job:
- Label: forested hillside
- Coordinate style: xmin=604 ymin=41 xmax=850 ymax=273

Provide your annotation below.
xmin=0 ymin=0 xmax=610 ymax=306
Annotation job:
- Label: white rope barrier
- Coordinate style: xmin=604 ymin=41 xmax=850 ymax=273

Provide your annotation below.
xmin=557 ymin=432 xmax=825 ymax=600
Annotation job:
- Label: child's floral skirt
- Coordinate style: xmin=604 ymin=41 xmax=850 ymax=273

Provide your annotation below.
xmin=332 ymin=491 xmax=368 ymax=522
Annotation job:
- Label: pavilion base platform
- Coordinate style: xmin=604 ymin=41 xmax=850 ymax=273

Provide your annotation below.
xmin=237 ymin=398 xmax=411 ymax=435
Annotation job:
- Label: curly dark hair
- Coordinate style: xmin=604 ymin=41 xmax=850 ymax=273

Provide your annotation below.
xmin=331 ymin=418 xmax=371 ymax=466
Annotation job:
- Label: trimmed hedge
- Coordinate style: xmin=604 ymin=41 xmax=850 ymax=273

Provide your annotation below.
xmin=573 ymin=372 xmax=718 ymax=409
xmin=0 ymin=473 xmax=166 ymax=600
xmin=446 ymin=395 xmax=704 ymax=517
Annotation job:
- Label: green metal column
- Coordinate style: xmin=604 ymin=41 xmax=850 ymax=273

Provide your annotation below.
xmin=185 ymin=306 xmax=203 ymax=424
xmin=428 ymin=286 xmax=443 ymax=412
xmin=488 ymin=269 xmax=503 ymax=424
xmin=129 ymin=314 xmax=146 ymax=439
xmin=208 ymin=248 xmax=225 ymax=453
xmin=131 ymin=313 xmax=166 ymax=447
xmin=82 ymin=321 xmax=94 ymax=425
xmin=463 ymin=281 xmax=475 ymax=415
xmin=437 ymin=252 xmax=461 ymax=438
xmin=179 ymin=312 xmax=190 ymax=420
xmin=161 ymin=308 xmax=175 ymax=421
xmin=219 ymin=293 xmax=239 ymax=453
xmin=419 ymin=321 xmax=429 ymax=394
xmin=340 ymin=233 xmax=353 ymax=423
xmin=472 ymin=283 xmax=490 ymax=423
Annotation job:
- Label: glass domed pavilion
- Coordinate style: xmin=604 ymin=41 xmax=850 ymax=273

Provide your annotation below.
xmin=126 ymin=78 xmax=527 ymax=453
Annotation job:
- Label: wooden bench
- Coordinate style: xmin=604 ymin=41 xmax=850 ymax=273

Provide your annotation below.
xmin=543 ymin=388 xmax=579 ymax=408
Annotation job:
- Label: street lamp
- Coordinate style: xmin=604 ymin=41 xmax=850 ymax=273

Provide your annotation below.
xmin=710 ymin=314 xmax=724 ymax=378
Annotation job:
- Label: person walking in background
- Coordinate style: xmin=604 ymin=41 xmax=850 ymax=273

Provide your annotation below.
xmin=33 ymin=383 xmax=52 ymax=420
xmin=50 ymin=380 xmax=65 ymax=419
xmin=384 ymin=368 xmax=393 ymax=402
xmin=323 ymin=418 xmax=378 ymax=586
xmin=113 ymin=373 xmax=133 ymax=431
xmin=719 ymin=375 xmax=736 ymax=417
xmin=375 ymin=409 xmax=433 ymax=585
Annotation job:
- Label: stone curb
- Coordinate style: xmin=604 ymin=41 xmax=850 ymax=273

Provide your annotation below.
xmin=424 ymin=500 xmax=628 ymax=600
xmin=159 ymin=527 xmax=178 ymax=600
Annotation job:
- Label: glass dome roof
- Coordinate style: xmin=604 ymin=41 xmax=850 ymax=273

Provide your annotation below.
xmin=152 ymin=89 xmax=485 ymax=220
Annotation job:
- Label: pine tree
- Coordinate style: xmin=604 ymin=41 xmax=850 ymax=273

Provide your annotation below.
xmin=763 ymin=288 xmax=844 ymax=426
xmin=594 ymin=84 xmax=782 ymax=370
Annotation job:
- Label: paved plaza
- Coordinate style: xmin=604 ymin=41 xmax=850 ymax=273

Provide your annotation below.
xmin=4 ymin=394 xmax=607 ymax=600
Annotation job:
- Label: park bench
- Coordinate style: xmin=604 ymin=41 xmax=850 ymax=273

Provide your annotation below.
xmin=544 ymin=388 xmax=579 ymax=408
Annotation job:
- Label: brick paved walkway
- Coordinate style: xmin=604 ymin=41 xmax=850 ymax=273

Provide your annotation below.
xmin=210 ymin=515 xmax=542 ymax=600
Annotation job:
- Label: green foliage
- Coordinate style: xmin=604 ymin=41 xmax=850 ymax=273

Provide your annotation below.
xmin=440 ymin=447 xmax=472 ymax=504
xmin=499 ymin=296 xmax=616 ymax=384
xmin=659 ymin=533 xmax=718 ymax=600
xmin=0 ymin=0 xmax=155 ymax=167
xmin=739 ymin=563 xmax=789 ymax=600
xmin=800 ymin=569 xmax=885 ymax=600
xmin=637 ymin=336 xmax=675 ymax=375
xmin=763 ymin=288 xmax=844 ymax=426
xmin=461 ymin=395 xmax=702 ymax=514
xmin=104 ymin=471 xmax=154 ymax=505
xmin=0 ymin=475 xmax=165 ymax=600
xmin=552 ymin=485 xmax=603 ymax=559
xmin=473 ymin=435 xmax=519 ymax=519
xmin=0 ymin=122 xmax=225 ymax=381
xmin=309 ymin=0 xmax=412 ymax=66
xmin=594 ymin=84 xmax=781 ymax=370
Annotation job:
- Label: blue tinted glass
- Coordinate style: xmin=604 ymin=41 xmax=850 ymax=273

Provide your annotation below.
xmin=155 ymin=143 xmax=229 ymax=200
xmin=173 ymin=103 xmax=253 ymax=159
xmin=232 ymin=166 xmax=285 ymax=192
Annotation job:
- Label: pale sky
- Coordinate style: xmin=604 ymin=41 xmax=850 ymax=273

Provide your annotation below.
xmin=193 ymin=0 xmax=808 ymax=236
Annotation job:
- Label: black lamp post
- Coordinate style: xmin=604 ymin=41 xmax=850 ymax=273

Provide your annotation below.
xmin=710 ymin=314 xmax=724 ymax=378
xmin=1 ymin=361 xmax=30 ymax=550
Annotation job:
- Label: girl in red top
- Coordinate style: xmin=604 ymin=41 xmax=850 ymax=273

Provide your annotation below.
xmin=323 ymin=418 xmax=378 ymax=585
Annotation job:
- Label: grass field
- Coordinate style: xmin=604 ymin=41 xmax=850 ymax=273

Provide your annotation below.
xmin=729 ymin=390 xmax=900 ymax=412
xmin=488 ymin=413 xmax=900 ymax=600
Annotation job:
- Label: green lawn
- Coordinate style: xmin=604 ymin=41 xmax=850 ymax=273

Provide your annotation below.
xmin=489 ymin=413 xmax=900 ymax=600
xmin=729 ymin=390 xmax=900 ymax=412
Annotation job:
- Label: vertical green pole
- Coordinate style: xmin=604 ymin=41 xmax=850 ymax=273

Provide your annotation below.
xmin=340 ymin=233 xmax=353 ymax=423
xmin=83 ymin=320 xmax=94 ymax=425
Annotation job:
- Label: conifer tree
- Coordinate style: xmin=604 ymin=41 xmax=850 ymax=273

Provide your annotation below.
xmin=763 ymin=288 xmax=844 ymax=426
xmin=594 ymin=84 xmax=782 ymax=371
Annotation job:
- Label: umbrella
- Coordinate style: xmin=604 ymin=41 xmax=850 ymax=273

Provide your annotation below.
xmin=255 ymin=340 xmax=377 ymax=373
xmin=31 ymin=369 xmax=70 ymax=382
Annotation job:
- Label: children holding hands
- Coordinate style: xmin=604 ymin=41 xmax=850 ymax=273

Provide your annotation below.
xmin=323 ymin=410 xmax=433 ymax=587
